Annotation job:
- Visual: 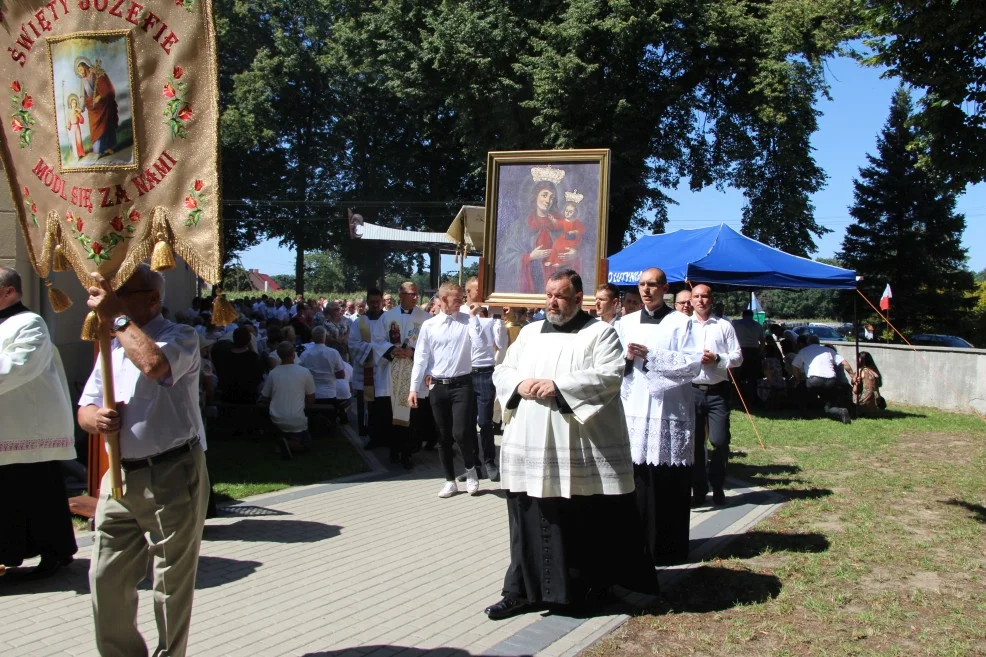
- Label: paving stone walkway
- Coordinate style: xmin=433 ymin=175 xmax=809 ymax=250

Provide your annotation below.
xmin=0 ymin=426 xmax=784 ymax=657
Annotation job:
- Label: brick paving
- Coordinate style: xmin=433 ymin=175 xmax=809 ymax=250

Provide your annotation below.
xmin=0 ymin=426 xmax=784 ymax=657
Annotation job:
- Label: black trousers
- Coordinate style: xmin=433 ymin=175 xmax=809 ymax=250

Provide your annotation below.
xmin=693 ymin=383 xmax=731 ymax=496
xmin=0 ymin=461 xmax=78 ymax=567
xmin=367 ymin=396 xmax=415 ymax=460
xmin=635 ymin=463 xmax=692 ymax=566
xmin=472 ymin=369 xmax=497 ymax=467
xmin=429 ymin=379 xmax=477 ymax=480
xmin=804 ymin=376 xmax=850 ymax=420
xmin=415 ymin=395 xmax=437 ymax=449
xmin=356 ymin=393 xmax=367 ymax=436
xmin=503 ymin=491 xmax=659 ymax=606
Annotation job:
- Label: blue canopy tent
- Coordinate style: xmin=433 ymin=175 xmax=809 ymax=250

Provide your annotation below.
xmin=607 ymin=224 xmax=856 ymax=289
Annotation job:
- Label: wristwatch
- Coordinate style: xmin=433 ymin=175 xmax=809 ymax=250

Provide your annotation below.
xmin=113 ymin=315 xmax=133 ymax=332
xmin=714 ymin=353 xmax=722 ymax=364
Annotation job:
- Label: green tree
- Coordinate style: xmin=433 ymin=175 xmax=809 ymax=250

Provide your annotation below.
xmin=304 ymin=251 xmax=347 ymax=293
xmin=858 ymin=1 xmax=986 ymax=189
xmin=838 ymin=87 xmax=974 ymax=335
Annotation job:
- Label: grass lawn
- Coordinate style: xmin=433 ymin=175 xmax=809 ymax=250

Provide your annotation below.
xmin=205 ymin=430 xmax=369 ymax=503
xmin=586 ymin=406 xmax=986 ymax=657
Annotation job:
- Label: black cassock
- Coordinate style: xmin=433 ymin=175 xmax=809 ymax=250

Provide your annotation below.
xmin=502 ymin=490 xmax=659 ymax=606
xmin=0 ymin=461 xmax=77 ymax=567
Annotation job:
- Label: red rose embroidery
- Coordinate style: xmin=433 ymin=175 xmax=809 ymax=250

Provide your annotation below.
xmin=173 ymin=66 xmax=184 ymax=79
xmin=129 ymin=209 xmax=141 ymax=223
xmin=11 ymin=118 xmax=23 ymax=132
xmin=76 ymin=216 xmax=84 ymax=232
xmin=10 ymin=81 xmax=20 ymax=93
xmin=66 ymin=212 xmax=74 ymax=224
xmin=111 ymin=216 xmax=124 ymax=232
xmin=184 ymin=195 xmax=197 ymax=210
xmin=92 ymin=242 xmax=103 ymax=255
xmin=30 ymin=202 xmax=37 ymax=213
xmin=22 ymin=186 xmax=29 ymax=196
xmin=194 ymin=179 xmax=205 ymax=192
xmin=163 ymin=83 xmax=177 ymax=99
xmin=177 ymin=106 xmax=193 ymax=122
xmin=22 ymin=95 xmax=32 ymax=109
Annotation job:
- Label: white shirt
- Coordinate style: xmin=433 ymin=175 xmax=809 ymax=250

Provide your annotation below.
xmin=262 ymin=363 xmax=315 ymax=432
xmin=336 ymin=361 xmax=353 ymax=399
xmin=410 ymin=311 xmax=475 ymax=389
xmin=688 ymin=315 xmax=743 ymax=385
xmin=298 ymin=343 xmax=344 ymax=399
xmin=470 ymin=316 xmax=507 ymax=368
xmin=276 ymin=306 xmax=290 ymax=322
xmin=79 ymin=315 xmax=205 ymax=460
xmin=792 ymin=344 xmax=844 ymax=379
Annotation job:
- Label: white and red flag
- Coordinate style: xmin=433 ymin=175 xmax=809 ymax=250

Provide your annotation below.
xmin=879 ymin=284 xmax=892 ymax=311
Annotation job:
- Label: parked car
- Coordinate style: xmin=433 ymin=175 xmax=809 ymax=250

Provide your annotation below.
xmin=790 ymin=324 xmax=847 ymax=341
xmin=909 ymin=334 xmax=975 ymax=348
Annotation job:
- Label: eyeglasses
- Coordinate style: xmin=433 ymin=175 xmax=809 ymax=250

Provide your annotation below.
xmin=674 ymin=301 xmax=691 ymax=306
xmin=117 ymin=288 xmax=155 ymax=298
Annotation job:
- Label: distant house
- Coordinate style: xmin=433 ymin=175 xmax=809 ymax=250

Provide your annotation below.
xmin=247 ymin=269 xmax=282 ymax=293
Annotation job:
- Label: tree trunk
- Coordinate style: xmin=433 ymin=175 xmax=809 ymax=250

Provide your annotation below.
xmin=295 ymin=244 xmax=305 ymax=297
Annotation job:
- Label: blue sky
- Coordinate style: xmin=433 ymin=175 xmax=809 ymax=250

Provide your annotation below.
xmin=239 ymin=56 xmax=985 ymax=277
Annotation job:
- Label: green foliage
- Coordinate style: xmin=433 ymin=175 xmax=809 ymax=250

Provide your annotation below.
xmin=838 ymin=88 xmax=975 ymax=336
xmin=757 ymin=287 xmax=840 ymax=320
xmin=222 ymin=264 xmax=254 ymax=292
xmin=858 ymin=1 xmax=986 ymax=189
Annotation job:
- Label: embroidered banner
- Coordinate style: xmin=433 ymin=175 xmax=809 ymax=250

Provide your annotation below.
xmin=0 ymin=0 xmax=222 ymax=287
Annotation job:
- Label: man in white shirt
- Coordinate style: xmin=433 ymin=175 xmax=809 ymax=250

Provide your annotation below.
xmin=299 ymin=326 xmax=345 ymax=433
xmin=0 ymin=267 xmax=77 ymax=579
xmin=79 ymin=264 xmax=209 ymax=657
xmin=263 ymin=341 xmax=316 ymax=453
xmin=408 ymin=282 xmax=481 ymax=497
xmin=464 ymin=277 xmax=507 ymax=481
xmin=348 ymin=290 xmax=387 ymax=444
xmin=791 ymin=336 xmax=853 ymax=424
xmin=594 ymin=282 xmax=621 ymax=325
xmin=688 ymin=284 xmax=742 ymax=507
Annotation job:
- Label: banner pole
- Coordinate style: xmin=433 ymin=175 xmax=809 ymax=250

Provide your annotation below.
xmin=97 ymin=325 xmax=124 ymax=499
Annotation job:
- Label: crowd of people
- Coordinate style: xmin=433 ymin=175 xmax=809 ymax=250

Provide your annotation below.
xmin=1 ymin=261 xmax=890 ymax=656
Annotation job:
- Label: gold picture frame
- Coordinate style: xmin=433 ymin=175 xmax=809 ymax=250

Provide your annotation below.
xmin=47 ymin=30 xmax=140 ymax=174
xmin=482 ymin=149 xmax=610 ymax=307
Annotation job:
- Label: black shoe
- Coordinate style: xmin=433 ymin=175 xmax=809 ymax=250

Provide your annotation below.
xmin=487 ymin=464 xmax=500 ymax=482
xmin=401 ymin=455 xmax=413 ymax=470
xmin=27 ymin=556 xmax=73 ymax=580
xmin=691 ymin=494 xmax=706 ymax=508
xmin=276 ymin=435 xmax=294 ymax=460
xmin=841 ymin=409 xmax=852 ymax=425
xmin=484 ymin=595 xmax=531 ymax=620
xmin=712 ymin=487 xmax=726 ymax=506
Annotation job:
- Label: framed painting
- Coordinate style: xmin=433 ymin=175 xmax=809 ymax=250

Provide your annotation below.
xmin=482 ymin=149 xmax=610 ymax=307
xmin=47 ymin=30 xmax=139 ymax=174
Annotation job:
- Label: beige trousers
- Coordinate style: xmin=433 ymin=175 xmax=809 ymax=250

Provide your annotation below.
xmin=89 ymin=446 xmax=209 ymax=657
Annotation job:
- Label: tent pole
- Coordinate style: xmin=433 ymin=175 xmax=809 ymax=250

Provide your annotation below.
xmin=854 ymin=282 xmax=860 ymax=406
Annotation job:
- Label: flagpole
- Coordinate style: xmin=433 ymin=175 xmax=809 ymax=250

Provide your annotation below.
xmin=854 ymin=276 xmax=861 ymax=405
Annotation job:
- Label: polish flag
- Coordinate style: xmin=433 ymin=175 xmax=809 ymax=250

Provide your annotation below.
xmin=879 ymin=284 xmax=892 ymax=311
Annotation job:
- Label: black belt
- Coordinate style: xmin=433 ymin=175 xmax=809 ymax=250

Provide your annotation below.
xmin=472 ymin=366 xmax=495 ymax=374
xmin=121 ymin=438 xmax=199 ymax=472
xmin=433 ymin=374 xmax=472 ymax=386
xmin=692 ymin=381 xmax=730 ymax=393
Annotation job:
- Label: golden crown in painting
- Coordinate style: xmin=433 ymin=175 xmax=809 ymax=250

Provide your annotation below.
xmin=530 ymin=165 xmax=566 ymax=185
xmin=564 ymin=189 xmax=584 ymax=204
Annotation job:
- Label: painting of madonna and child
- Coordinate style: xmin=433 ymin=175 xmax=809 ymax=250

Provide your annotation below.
xmin=48 ymin=32 xmax=137 ymax=171
xmin=486 ymin=149 xmax=610 ymax=305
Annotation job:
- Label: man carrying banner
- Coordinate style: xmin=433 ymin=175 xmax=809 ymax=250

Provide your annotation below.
xmin=378 ymin=282 xmax=431 ymax=467
xmin=349 ymin=289 xmax=389 ymax=449
xmin=78 ymin=265 xmax=209 ymax=657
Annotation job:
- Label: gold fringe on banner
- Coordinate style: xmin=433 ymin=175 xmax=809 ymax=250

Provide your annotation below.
xmin=45 ymin=280 xmax=73 ymax=312
xmin=52 ymin=244 xmax=70 ymax=272
xmin=81 ymin=311 xmax=100 ymax=342
xmin=211 ymin=293 xmax=238 ymax=327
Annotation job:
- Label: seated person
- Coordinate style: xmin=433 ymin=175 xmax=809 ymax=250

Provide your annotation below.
xmin=214 ymin=326 xmax=268 ymax=404
xmin=854 ymin=351 xmax=884 ymax=416
xmin=791 ymin=336 xmax=853 ymax=424
xmin=261 ymin=341 xmax=315 ymax=454
xmin=758 ymin=341 xmax=787 ymax=407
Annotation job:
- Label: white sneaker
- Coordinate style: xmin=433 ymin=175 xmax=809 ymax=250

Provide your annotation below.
xmin=466 ymin=467 xmax=480 ymax=495
xmin=438 ymin=481 xmax=458 ymax=498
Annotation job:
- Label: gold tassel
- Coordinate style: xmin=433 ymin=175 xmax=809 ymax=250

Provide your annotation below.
xmin=151 ymin=234 xmax=176 ymax=272
xmin=81 ymin=311 xmax=100 ymax=341
xmin=211 ymin=294 xmax=238 ymax=327
xmin=52 ymin=244 xmax=70 ymax=272
xmin=45 ymin=281 xmax=73 ymax=312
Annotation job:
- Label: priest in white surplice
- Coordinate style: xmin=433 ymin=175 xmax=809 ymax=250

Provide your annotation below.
xmin=616 ymin=267 xmax=704 ymax=566
xmin=484 ymin=270 xmax=658 ymax=621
